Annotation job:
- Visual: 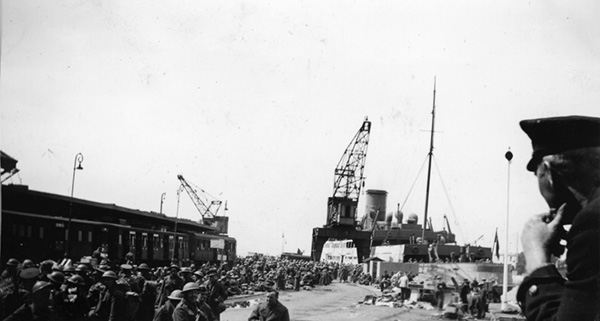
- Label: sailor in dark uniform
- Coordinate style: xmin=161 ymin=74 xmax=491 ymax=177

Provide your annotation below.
xmin=517 ymin=115 xmax=600 ymax=320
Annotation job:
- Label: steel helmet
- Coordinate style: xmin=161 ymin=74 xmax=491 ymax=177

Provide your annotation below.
xmin=67 ymin=275 xmax=86 ymax=286
xmin=120 ymin=264 xmax=133 ymax=270
xmin=167 ymin=289 xmax=184 ymax=300
xmin=75 ymin=264 xmax=89 ymax=272
xmin=101 ymin=271 xmax=118 ymax=279
xmin=32 ymin=281 xmax=52 ymax=294
xmin=63 ymin=265 xmax=76 ymax=274
xmin=95 ymin=265 xmax=110 ymax=273
xmin=137 ymin=263 xmax=150 ymax=271
xmin=181 ymin=282 xmax=200 ymax=293
xmin=22 ymin=259 xmax=34 ymax=268
xmin=47 ymin=271 xmax=66 ymax=284
xmin=19 ymin=267 xmax=40 ymax=279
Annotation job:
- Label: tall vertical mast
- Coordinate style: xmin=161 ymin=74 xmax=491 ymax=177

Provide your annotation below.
xmin=422 ymin=77 xmax=436 ymax=242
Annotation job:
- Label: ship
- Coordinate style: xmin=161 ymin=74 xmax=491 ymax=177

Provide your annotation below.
xmin=313 ymin=80 xmax=509 ymax=286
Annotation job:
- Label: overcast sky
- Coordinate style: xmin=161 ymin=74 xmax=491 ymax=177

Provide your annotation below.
xmin=2 ymin=1 xmax=600 ymax=257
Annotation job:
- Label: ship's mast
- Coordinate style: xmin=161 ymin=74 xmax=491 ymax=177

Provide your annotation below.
xmin=422 ymin=77 xmax=436 ymax=242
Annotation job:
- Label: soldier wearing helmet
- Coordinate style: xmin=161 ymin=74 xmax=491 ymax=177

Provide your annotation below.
xmin=18 ymin=261 xmax=40 ymax=295
xmin=1 ymin=258 xmax=20 ymax=279
xmin=65 ymin=275 xmax=90 ymax=321
xmin=204 ymin=269 xmax=227 ymax=321
xmin=196 ymin=284 xmax=215 ymax=321
xmin=86 ymin=266 xmax=108 ymax=310
xmin=38 ymin=260 xmax=55 ymax=283
xmin=4 ymin=281 xmax=52 ymax=321
xmin=89 ymin=271 xmax=126 ymax=321
xmin=136 ymin=263 xmax=153 ymax=287
xmin=173 ymin=283 xmax=200 ymax=321
xmin=74 ymin=264 xmax=93 ymax=294
xmin=1 ymin=258 xmax=25 ymax=318
xmin=1 ymin=258 xmax=20 ymax=290
xmin=47 ymin=271 xmax=68 ymax=320
xmin=153 ymin=289 xmax=182 ymax=321
xmin=179 ymin=267 xmax=194 ymax=284
xmin=118 ymin=264 xmax=139 ymax=294
xmin=156 ymin=264 xmax=184 ymax=307
xmin=135 ymin=263 xmax=157 ymax=321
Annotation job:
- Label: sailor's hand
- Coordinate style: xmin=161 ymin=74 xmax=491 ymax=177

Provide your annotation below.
xmin=521 ymin=204 xmax=565 ymax=273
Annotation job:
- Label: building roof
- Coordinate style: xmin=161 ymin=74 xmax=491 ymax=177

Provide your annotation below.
xmin=2 ymin=184 xmax=222 ymax=234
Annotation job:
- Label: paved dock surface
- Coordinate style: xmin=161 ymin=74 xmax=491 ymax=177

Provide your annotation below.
xmin=221 ymin=282 xmax=504 ymax=321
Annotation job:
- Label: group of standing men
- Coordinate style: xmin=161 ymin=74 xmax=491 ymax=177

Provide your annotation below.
xmin=0 ymin=259 xmax=230 ymax=321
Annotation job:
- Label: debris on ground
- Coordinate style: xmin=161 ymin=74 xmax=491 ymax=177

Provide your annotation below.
xmin=360 ymin=293 xmax=437 ymax=310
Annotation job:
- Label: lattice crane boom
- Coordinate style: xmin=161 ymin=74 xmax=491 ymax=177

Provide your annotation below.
xmin=326 ymin=117 xmax=371 ymax=227
xmin=332 ymin=118 xmax=371 ymax=200
xmin=177 ymin=174 xmax=222 ymax=219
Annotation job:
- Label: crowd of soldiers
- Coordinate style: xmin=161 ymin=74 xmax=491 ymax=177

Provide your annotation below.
xmin=0 ymin=253 xmax=355 ymax=321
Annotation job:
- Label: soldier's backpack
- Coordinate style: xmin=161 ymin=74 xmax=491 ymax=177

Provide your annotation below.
xmin=123 ymin=291 xmax=140 ymax=321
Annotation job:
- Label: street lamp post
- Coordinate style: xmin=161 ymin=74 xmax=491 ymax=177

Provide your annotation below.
xmin=160 ymin=192 xmax=166 ymax=214
xmin=65 ymin=152 xmax=84 ymax=258
xmin=172 ymin=185 xmax=182 ymax=262
xmin=502 ymin=149 xmax=513 ymax=311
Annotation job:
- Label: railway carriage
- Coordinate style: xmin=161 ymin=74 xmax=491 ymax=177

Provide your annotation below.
xmin=1 ymin=185 xmax=236 ymax=266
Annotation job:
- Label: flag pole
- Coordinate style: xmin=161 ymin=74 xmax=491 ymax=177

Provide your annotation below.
xmin=502 ymin=149 xmax=513 ymax=311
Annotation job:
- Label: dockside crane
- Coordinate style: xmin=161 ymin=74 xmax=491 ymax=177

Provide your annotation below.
xmin=177 ymin=174 xmax=222 ymax=219
xmin=326 ymin=117 xmax=371 ymax=227
xmin=176 ymin=174 xmax=230 ymax=235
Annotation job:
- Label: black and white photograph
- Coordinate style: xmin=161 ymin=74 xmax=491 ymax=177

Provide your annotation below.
xmin=2 ymin=1 xmax=599 ymax=320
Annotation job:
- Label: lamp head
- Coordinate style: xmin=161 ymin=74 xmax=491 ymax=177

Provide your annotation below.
xmin=75 ymin=153 xmax=84 ymax=170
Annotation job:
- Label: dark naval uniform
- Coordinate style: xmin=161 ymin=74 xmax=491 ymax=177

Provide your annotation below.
xmin=515 ymin=115 xmax=600 ymax=321
xmin=517 ymin=189 xmax=600 ymax=320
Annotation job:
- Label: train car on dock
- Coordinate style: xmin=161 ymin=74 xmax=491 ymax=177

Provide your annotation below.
xmin=1 ymin=184 xmax=236 ymax=266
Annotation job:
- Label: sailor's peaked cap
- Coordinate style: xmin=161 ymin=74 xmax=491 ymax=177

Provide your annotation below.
xmin=520 ymin=115 xmax=600 ymax=171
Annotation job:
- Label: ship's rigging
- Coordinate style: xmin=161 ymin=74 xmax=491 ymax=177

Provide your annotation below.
xmin=394 ymin=78 xmax=466 ymax=244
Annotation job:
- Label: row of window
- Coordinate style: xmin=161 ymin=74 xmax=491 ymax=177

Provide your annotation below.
xmin=324 ymin=241 xmax=355 ymax=248
xmin=325 ymin=254 xmax=358 ymax=263
xmin=11 ymin=224 xmax=93 ymax=242
xmin=10 ymin=223 xmax=235 ymax=253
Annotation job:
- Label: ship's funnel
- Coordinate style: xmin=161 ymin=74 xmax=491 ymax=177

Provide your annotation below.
xmin=364 ymin=189 xmax=387 ymax=221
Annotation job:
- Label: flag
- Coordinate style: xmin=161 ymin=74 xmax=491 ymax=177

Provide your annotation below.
xmin=493 ymin=228 xmax=500 ymax=260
